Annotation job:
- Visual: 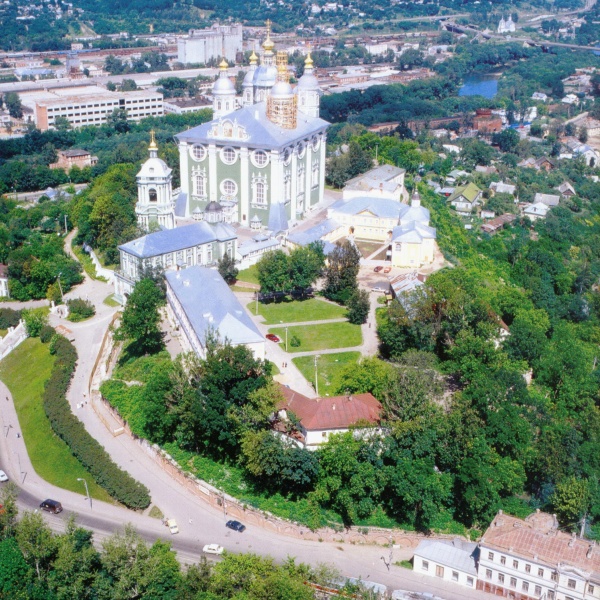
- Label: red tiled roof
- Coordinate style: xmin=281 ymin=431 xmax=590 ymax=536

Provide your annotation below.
xmin=482 ymin=511 xmax=600 ymax=576
xmin=278 ymin=384 xmax=381 ymax=431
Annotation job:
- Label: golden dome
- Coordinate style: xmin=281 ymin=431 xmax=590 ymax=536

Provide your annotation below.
xmin=149 ymin=129 xmax=158 ymax=151
xmin=219 ymin=58 xmax=229 ymax=70
xmin=263 ymin=19 xmax=275 ymax=52
xmin=250 ymin=50 xmax=258 ymax=65
xmin=305 ymin=52 xmax=314 ymax=69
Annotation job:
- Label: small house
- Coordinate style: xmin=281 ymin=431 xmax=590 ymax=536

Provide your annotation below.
xmin=447 ymin=183 xmax=483 ymax=216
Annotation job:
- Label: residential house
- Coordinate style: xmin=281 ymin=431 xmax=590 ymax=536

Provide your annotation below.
xmin=531 ymin=92 xmax=548 ymax=102
xmin=478 ymin=510 xmax=600 ymax=600
xmin=165 ymin=266 xmax=265 ymax=360
xmin=523 ymin=202 xmax=550 ymax=221
xmin=481 ymin=213 xmax=516 ymax=234
xmin=275 ymin=385 xmax=382 ymax=450
xmin=533 ymin=193 xmax=560 ymax=207
xmin=476 ymin=165 xmax=498 ymax=175
xmin=518 ymin=157 xmax=556 ymax=171
xmin=556 ymin=181 xmax=576 ymax=197
xmin=490 ymin=181 xmax=517 ymax=196
xmin=447 ymin=183 xmax=483 ymax=216
xmin=414 ymin=539 xmax=478 ymax=589
xmin=114 ymin=221 xmax=236 ymax=303
xmin=389 ymin=271 xmax=426 ymax=299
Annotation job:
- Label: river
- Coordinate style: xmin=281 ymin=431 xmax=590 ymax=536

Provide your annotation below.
xmin=459 ymin=73 xmax=499 ymax=98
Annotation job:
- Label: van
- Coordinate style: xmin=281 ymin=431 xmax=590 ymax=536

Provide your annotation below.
xmin=167 ymin=519 xmax=179 ymax=534
xmin=39 ymin=499 xmax=63 ymax=514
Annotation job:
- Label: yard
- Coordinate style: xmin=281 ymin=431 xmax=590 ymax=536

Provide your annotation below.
xmin=0 ymin=338 xmax=112 ymax=502
xmin=249 ymin=297 xmax=346 ymax=323
xmin=292 ymin=351 xmax=361 ymax=394
xmin=269 ymin=322 xmax=362 ymax=352
xmin=236 ymin=264 xmax=260 ymax=286
xmin=355 ymin=239 xmax=385 ymax=258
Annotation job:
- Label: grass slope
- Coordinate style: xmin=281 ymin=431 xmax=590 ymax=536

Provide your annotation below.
xmin=269 ymin=322 xmax=362 ymax=352
xmin=249 ymin=298 xmax=347 ymax=323
xmin=0 ymin=338 xmax=112 ymax=502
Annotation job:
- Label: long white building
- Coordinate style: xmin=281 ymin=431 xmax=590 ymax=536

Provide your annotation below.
xmin=177 ymin=23 xmax=243 ymax=65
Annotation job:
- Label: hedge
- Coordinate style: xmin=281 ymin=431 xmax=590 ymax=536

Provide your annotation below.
xmin=42 ymin=332 xmax=151 ymax=509
xmin=0 ymin=308 xmax=21 ymax=330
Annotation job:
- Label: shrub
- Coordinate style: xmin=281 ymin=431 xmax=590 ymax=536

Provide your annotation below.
xmin=39 ymin=325 xmax=55 ymax=344
xmin=22 ymin=308 xmax=48 ymax=337
xmin=0 ymin=308 xmax=21 ymax=330
xmin=42 ymin=330 xmax=151 ymax=509
xmin=290 ymin=335 xmax=301 ymax=348
xmin=67 ymin=298 xmax=95 ymax=322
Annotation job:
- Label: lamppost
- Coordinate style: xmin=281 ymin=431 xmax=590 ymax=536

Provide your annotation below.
xmin=280 ymin=321 xmax=288 ymax=352
xmin=4 ymin=424 xmax=12 ymax=438
xmin=77 ymin=477 xmax=92 ymax=509
xmin=314 ymin=354 xmax=321 ymax=396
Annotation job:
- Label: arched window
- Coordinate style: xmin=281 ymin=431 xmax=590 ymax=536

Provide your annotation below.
xmin=217 ymin=100 xmax=222 ymax=111
xmin=194 ymin=174 xmax=205 ymax=197
xmin=255 ymin=182 xmax=266 ymax=205
xmin=149 ymin=189 xmax=157 ymax=202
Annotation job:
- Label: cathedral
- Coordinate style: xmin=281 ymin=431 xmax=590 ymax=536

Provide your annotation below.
xmin=172 ymin=22 xmax=329 ymax=234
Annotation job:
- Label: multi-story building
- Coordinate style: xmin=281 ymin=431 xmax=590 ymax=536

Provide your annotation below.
xmin=177 ymin=23 xmax=243 ymax=65
xmin=174 ymin=23 xmax=328 ymax=233
xmin=478 ymin=510 xmax=600 ymax=600
xmin=34 ymin=90 xmax=163 ymax=131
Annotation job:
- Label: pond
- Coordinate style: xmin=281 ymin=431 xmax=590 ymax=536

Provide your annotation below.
xmin=459 ymin=73 xmax=499 ymax=98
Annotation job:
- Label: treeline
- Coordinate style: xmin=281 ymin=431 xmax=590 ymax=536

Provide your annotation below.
xmin=40 ymin=327 xmax=151 ymax=509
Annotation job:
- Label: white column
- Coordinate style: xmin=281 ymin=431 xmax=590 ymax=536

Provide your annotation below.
xmin=290 ymin=149 xmax=297 ymax=218
xmin=209 ymin=144 xmax=218 ymax=202
xmin=304 ymin=151 xmax=311 ymax=211
xmin=179 ymin=142 xmax=189 ymax=198
xmin=270 ymin=151 xmax=282 ymax=207
xmin=240 ymin=147 xmax=249 ymax=225
xmin=319 ymin=133 xmax=326 ymax=206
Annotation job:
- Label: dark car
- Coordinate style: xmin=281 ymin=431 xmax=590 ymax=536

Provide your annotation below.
xmin=226 ymin=520 xmax=246 ymax=532
xmin=374 ymin=266 xmax=383 ymax=273
xmin=40 ymin=499 xmax=63 ymax=514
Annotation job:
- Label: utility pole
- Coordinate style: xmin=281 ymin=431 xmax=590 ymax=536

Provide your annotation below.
xmin=314 ymin=354 xmax=320 ymax=396
xmin=77 ymin=478 xmax=92 ymax=509
xmin=64 ymin=214 xmax=68 ymax=234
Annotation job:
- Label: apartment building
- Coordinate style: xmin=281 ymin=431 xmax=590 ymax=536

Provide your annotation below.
xmin=34 ymin=90 xmax=163 ymax=130
xmin=478 ymin=510 xmax=600 ymax=600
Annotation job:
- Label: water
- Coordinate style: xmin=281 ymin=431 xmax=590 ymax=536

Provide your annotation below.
xmin=459 ymin=74 xmax=499 ymax=98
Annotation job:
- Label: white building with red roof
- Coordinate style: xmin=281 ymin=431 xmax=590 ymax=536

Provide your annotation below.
xmin=478 ymin=510 xmax=600 ymax=600
xmin=275 ymin=384 xmax=382 ymax=450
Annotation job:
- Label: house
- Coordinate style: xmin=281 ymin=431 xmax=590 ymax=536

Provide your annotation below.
xmin=518 ymin=157 xmax=556 ymax=171
xmin=343 ymin=165 xmax=407 ymax=202
xmin=447 ymin=183 xmax=483 ymax=216
xmin=481 ymin=213 xmax=516 ymax=234
xmin=275 ymin=385 xmax=382 ymax=450
xmin=533 ymin=193 xmax=560 ymax=207
xmin=114 ymin=221 xmax=236 ymax=303
xmin=523 ymin=202 xmax=550 ymax=221
xmin=473 ymin=109 xmax=503 ymax=134
xmin=481 ymin=209 xmax=496 ymax=219
xmin=478 ymin=510 xmax=600 ymax=600
xmin=49 ymin=149 xmax=98 ymax=170
xmin=556 ymin=181 xmax=576 ymax=197
xmin=414 ymin=539 xmax=478 ymax=589
xmin=531 ymin=92 xmax=548 ymax=102
xmin=235 ymin=234 xmax=281 ymax=269
xmin=165 ymin=266 xmax=265 ymax=360
xmin=574 ymin=144 xmax=599 ymax=167
xmin=0 ymin=264 xmax=9 ymax=298
xmin=389 ymin=271 xmax=426 ymax=299
xmin=476 ymin=165 xmax=497 ymax=175
xmin=490 ymin=181 xmax=517 ymax=196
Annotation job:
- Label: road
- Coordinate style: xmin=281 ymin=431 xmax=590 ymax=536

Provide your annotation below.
xmin=0 ymin=234 xmax=498 ymax=600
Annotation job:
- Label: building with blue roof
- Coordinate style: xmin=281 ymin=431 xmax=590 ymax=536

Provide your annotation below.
xmin=165 ymin=266 xmax=265 ymax=360
xmin=174 ymin=23 xmax=329 ymax=234
xmin=114 ymin=221 xmax=236 ymax=303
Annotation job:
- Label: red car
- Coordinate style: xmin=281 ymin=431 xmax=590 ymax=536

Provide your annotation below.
xmin=384 ymin=266 xmax=392 ymax=273
xmin=374 ymin=266 xmax=383 ymax=273
xmin=266 ymin=334 xmax=281 ymax=343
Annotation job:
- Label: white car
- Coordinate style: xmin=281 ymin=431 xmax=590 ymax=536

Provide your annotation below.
xmin=203 ymin=543 xmax=224 ymax=555
xmin=167 ymin=519 xmax=179 ymax=535
xmin=0 ymin=470 xmax=8 ymax=482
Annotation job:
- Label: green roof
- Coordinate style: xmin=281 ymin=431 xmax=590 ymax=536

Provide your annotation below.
xmin=448 ymin=182 xmax=482 ymax=204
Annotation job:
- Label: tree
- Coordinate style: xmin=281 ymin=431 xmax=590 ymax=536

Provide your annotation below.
xmin=346 ymin=289 xmax=370 ymax=324
xmin=323 ymin=240 xmax=361 ymax=304
xmin=116 ymin=278 xmax=164 ymax=355
xmin=106 ymin=108 xmax=130 ymax=133
xmin=120 ymin=79 xmax=138 ymax=92
xmin=0 ymin=483 xmax=19 ymax=540
xmin=398 ymin=48 xmax=423 ymax=71
xmin=492 ymin=128 xmax=520 ymax=153
xmin=4 ymin=93 xmax=23 ymax=119
xmin=551 ymin=477 xmax=590 ymax=529
xmin=288 ymin=243 xmax=324 ymax=291
xmin=0 ymin=538 xmax=31 ymax=599
xmin=579 ymin=126 xmax=588 ymax=144
xmin=217 ymin=253 xmax=238 ymax=284
xmin=257 ymin=250 xmax=290 ymax=294
xmin=16 ymin=511 xmax=57 ymax=582
xmin=22 ymin=307 xmax=48 ymax=337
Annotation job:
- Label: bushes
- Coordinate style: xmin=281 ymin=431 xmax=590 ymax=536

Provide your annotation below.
xmin=39 ymin=325 xmax=55 ymax=344
xmin=0 ymin=308 xmax=20 ymax=330
xmin=66 ymin=298 xmax=95 ymax=322
xmin=42 ymin=330 xmax=151 ymax=509
xmin=22 ymin=308 xmax=48 ymax=337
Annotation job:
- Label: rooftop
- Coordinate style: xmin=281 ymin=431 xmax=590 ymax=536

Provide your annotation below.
xmin=448 ymin=182 xmax=482 ymax=204
xmin=415 ymin=539 xmax=478 ymax=576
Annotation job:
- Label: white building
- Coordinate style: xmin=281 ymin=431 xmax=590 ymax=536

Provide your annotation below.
xmin=498 ymin=16 xmax=516 ymax=33
xmin=414 ymin=539 xmax=478 ymax=589
xmin=0 ymin=264 xmax=9 ymax=298
xmin=478 ymin=510 xmax=600 ymax=600
xmin=177 ymin=23 xmax=243 ymax=65
xmin=523 ymin=202 xmax=550 ymax=221
xmin=343 ymin=165 xmax=407 ymax=202
xmin=165 ymin=266 xmax=265 ymax=360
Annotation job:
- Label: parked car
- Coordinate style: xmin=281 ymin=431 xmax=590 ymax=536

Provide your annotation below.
xmin=0 ymin=470 xmax=8 ymax=482
xmin=384 ymin=266 xmax=392 ymax=273
xmin=266 ymin=334 xmax=281 ymax=343
xmin=40 ymin=499 xmax=63 ymax=514
xmin=203 ymin=543 xmax=224 ymax=555
xmin=373 ymin=266 xmax=383 ymax=273
xmin=167 ymin=519 xmax=179 ymax=534
xmin=226 ymin=520 xmax=246 ymax=532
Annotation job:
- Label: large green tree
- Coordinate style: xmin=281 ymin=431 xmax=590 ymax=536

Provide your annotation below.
xmin=323 ymin=240 xmax=361 ymax=304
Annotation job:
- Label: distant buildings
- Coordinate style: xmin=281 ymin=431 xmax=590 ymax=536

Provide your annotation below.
xmin=49 ymin=149 xmax=97 ymax=171
xmin=177 ymin=23 xmax=243 ymax=65
xmin=497 ymin=16 xmax=516 ymax=33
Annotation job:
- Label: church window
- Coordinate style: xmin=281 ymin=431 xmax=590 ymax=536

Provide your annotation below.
xmin=221 ymin=179 xmax=238 ymax=197
xmin=194 ymin=174 xmax=206 ymax=197
xmin=254 ymin=182 xmax=266 ymax=205
xmin=252 ymin=150 xmax=269 ymax=168
xmin=221 ymin=147 xmax=237 ymax=165
xmin=192 ymin=144 xmax=206 ymax=161
xmin=207 ymin=246 xmax=213 ymax=263
xmin=148 ymin=189 xmax=157 ymax=202
xmin=217 ymin=100 xmax=222 ymax=111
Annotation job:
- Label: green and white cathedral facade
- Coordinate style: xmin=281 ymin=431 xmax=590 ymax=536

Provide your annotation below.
xmin=174 ymin=30 xmax=329 ymax=233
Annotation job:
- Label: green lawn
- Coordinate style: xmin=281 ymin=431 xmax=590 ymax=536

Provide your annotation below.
xmin=0 ymin=338 xmax=112 ymax=502
xmin=236 ymin=264 xmax=260 ymax=286
xmin=293 ymin=351 xmax=361 ymax=394
xmin=269 ymin=322 xmax=362 ymax=352
xmin=103 ymin=294 xmax=120 ymax=307
xmin=248 ymin=297 xmax=347 ymax=323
